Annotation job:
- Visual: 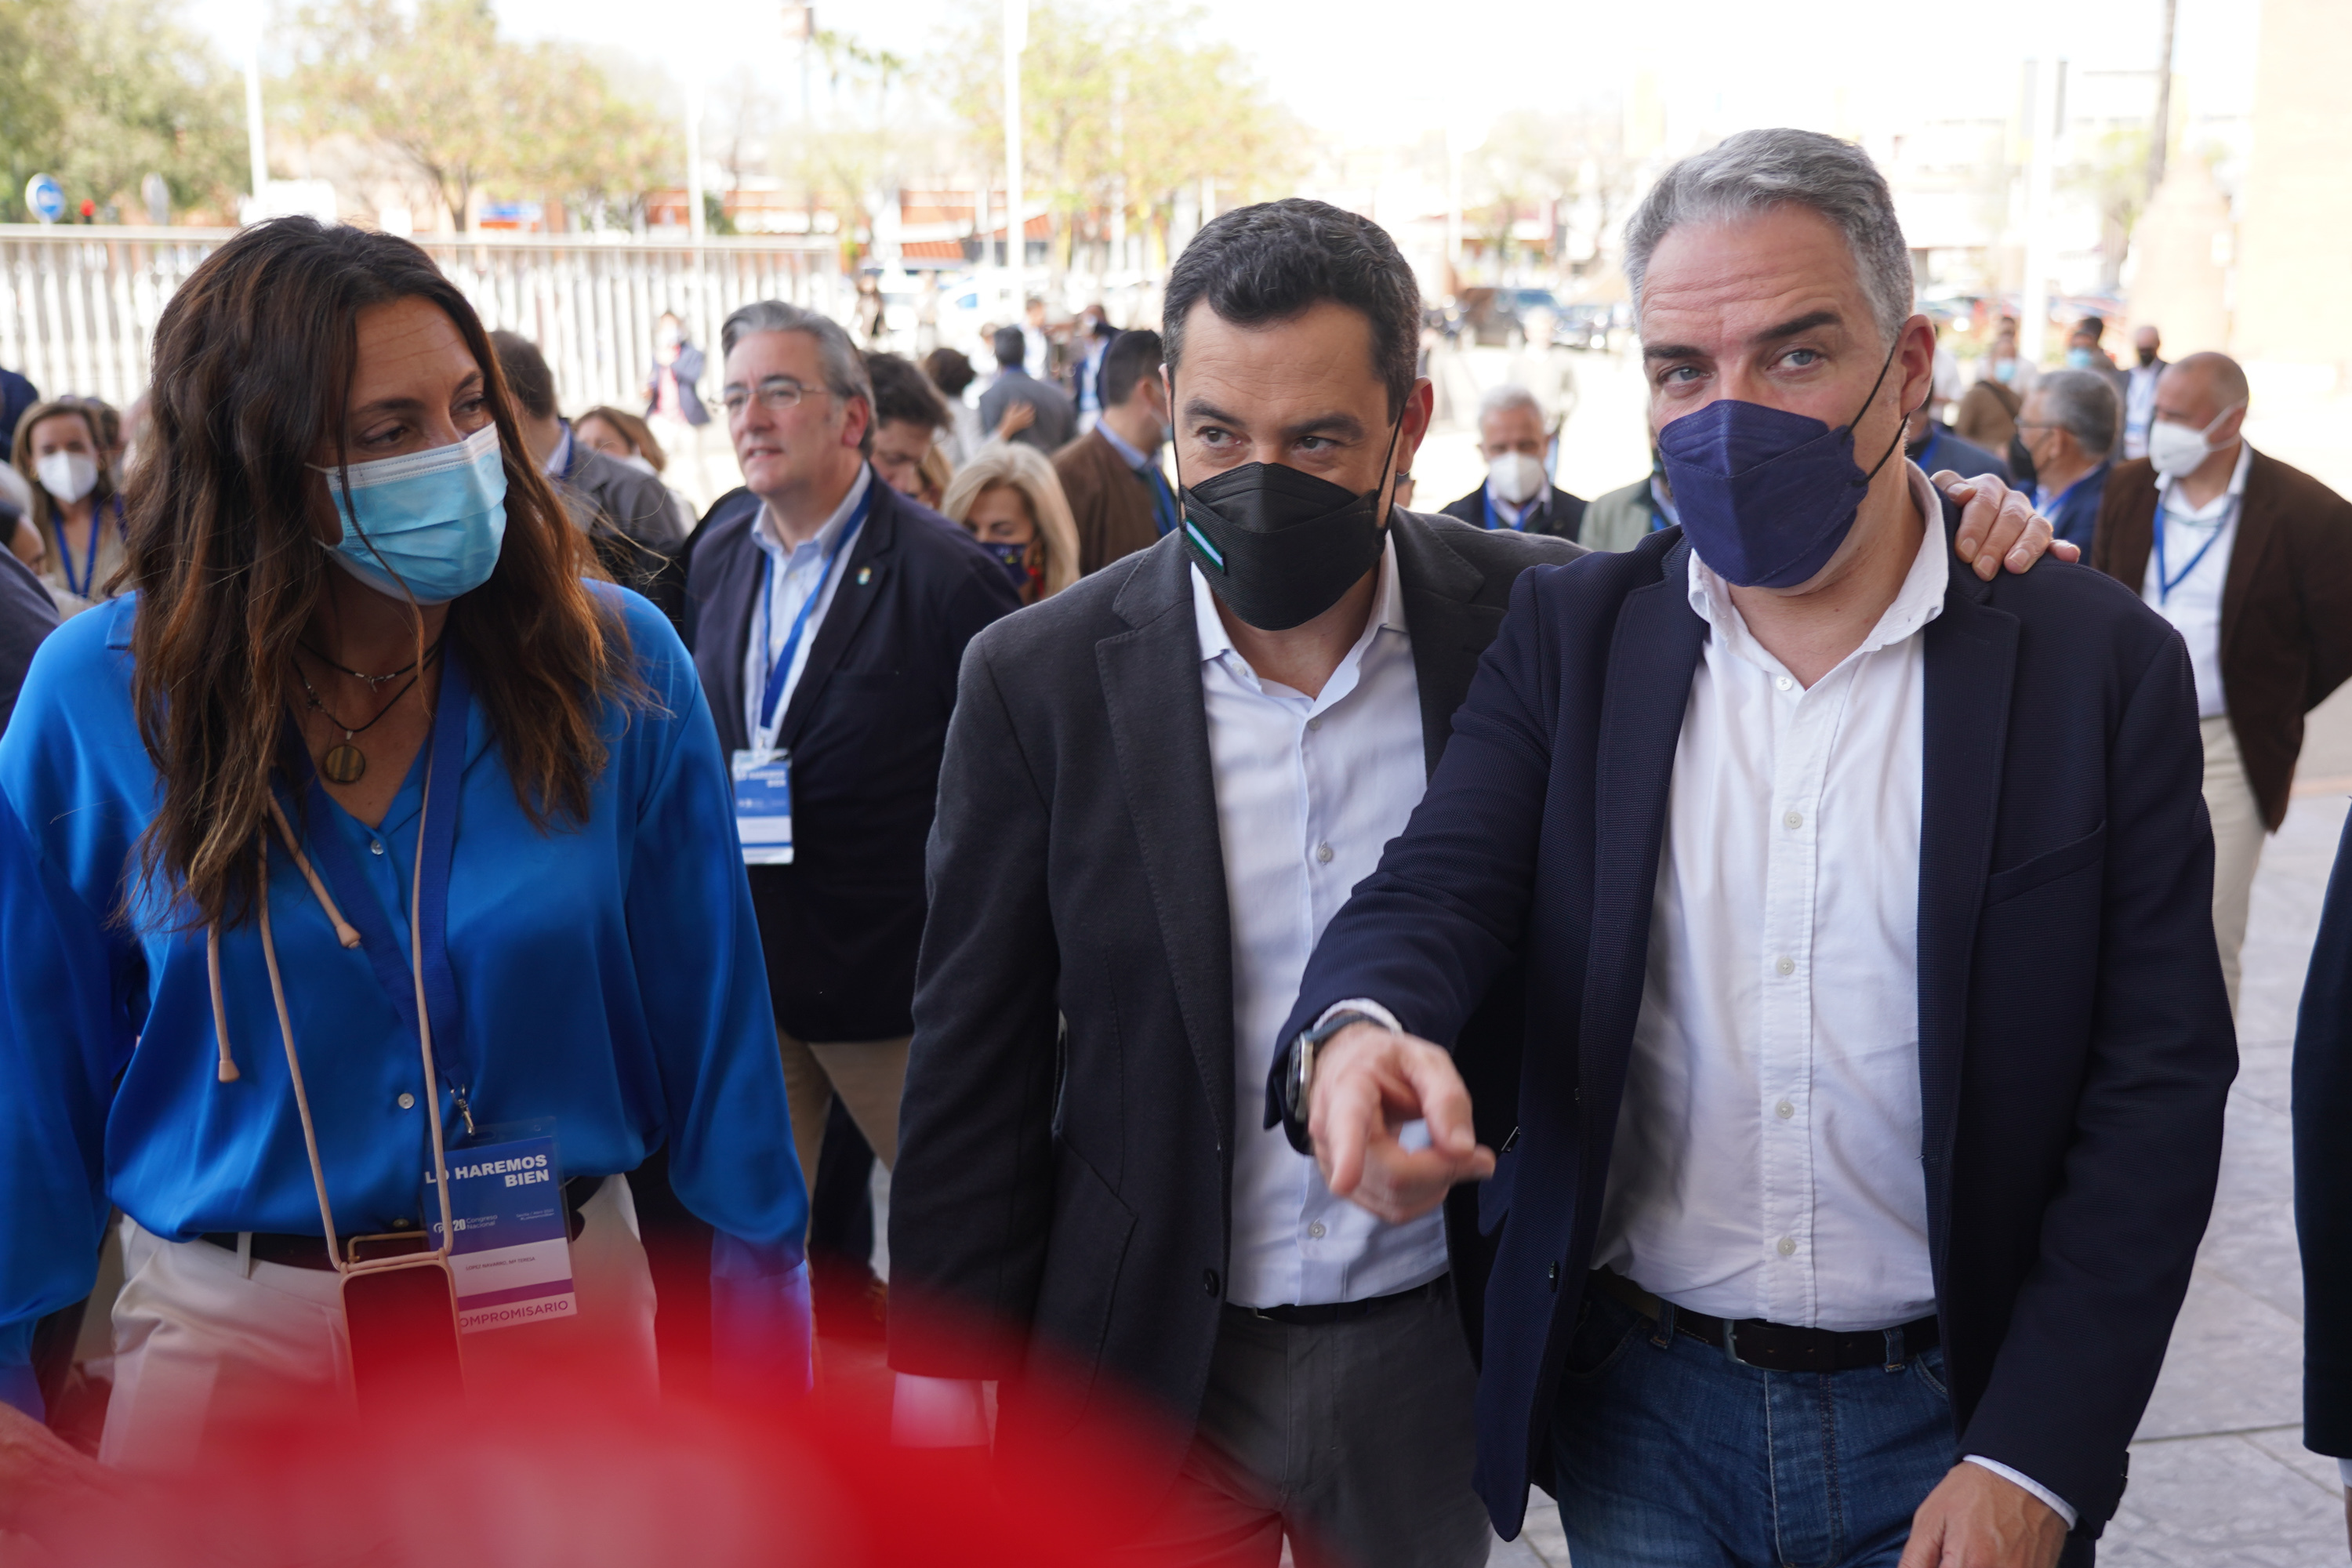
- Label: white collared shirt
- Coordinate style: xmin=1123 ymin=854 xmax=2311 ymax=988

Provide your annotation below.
xmin=1198 ymin=536 xmax=1450 ymax=1308
xmin=2124 ymin=363 xmax=2162 ymax=459
xmin=2140 ymin=441 xmax=2252 ymax=720
xmin=741 ymin=465 xmax=872 ymax=752
xmin=1484 ymin=482 xmax=1544 ymax=532
xmin=1596 ymin=462 xmax=1950 ymax=1334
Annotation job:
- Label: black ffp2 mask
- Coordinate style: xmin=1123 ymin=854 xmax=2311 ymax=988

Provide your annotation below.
xmin=1178 ymin=424 xmax=1402 ymax=632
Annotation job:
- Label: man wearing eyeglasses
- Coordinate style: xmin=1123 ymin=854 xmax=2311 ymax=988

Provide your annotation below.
xmin=682 ymin=302 xmax=1020 ymax=1326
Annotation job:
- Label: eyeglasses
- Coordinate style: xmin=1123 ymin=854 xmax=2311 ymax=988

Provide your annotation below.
xmin=722 ymin=377 xmax=835 ymax=417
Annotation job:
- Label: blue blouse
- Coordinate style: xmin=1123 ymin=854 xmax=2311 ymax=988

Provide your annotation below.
xmin=0 ymin=587 xmax=808 ymax=1415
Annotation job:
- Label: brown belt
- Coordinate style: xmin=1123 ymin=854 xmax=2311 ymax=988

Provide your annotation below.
xmin=1592 ymin=1268 xmax=1937 ymax=1374
xmin=198 ymin=1175 xmax=604 ymax=1272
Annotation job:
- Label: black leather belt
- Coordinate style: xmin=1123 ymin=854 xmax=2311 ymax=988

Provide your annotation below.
xmin=1225 ymin=1276 xmax=1444 ymax=1327
xmin=1593 ymin=1268 xmax=1936 ymax=1373
xmin=199 ymin=1175 xmax=605 ymax=1272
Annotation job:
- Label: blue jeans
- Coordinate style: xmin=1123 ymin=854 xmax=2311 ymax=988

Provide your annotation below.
xmin=1548 ymin=1286 xmax=1955 ymax=1568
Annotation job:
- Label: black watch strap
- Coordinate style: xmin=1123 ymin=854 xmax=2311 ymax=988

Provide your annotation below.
xmin=1274 ymin=1009 xmax=1387 ymax=1153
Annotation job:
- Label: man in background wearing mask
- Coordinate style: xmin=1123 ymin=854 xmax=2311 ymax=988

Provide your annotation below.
xmin=2093 ymin=350 xmax=2352 ymax=1013
xmin=888 ymin=193 xmax=2063 ymax=1566
xmin=1440 ymin=384 xmax=1586 ymax=541
xmin=1053 ymin=328 xmax=1177 ymax=574
xmin=2122 ymin=325 xmax=2166 ymax=460
xmin=2065 ymin=316 xmax=2130 ymax=446
xmin=1276 ymin=129 xmax=2227 ymax=1568
xmin=2016 ymin=369 xmax=2118 ymax=554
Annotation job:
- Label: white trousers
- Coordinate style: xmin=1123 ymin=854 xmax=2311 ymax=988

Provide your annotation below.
xmin=2201 ymin=715 xmax=2270 ymax=1017
xmin=100 ymin=1174 xmax=659 ymax=1472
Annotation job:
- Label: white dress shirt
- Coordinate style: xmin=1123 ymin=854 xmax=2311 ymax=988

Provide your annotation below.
xmin=2139 ymin=441 xmax=2252 ymax=720
xmin=2124 ymin=362 xmax=2162 ymax=459
xmin=1596 ymin=462 xmax=1947 ymax=1336
xmin=741 ymin=465 xmax=871 ymax=753
xmin=1198 ymin=536 xmax=1450 ymax=1309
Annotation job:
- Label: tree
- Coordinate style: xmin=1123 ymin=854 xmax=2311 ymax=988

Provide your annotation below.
xmin=0 ymin=0 xmax=244 ymax=223
xmin=282 ymin=0 xmax=677 ymax=233
xmin=936 ymin=1 xmax=1300 ymax=278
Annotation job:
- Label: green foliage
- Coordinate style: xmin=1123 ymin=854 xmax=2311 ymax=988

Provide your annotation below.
xmin=281 ymin=0 xmax=679 ymax=232
xmin=936 ymin=1 xmax=1300 ymax=245
xmin=0 ymin=0 xmax=245 ymax=223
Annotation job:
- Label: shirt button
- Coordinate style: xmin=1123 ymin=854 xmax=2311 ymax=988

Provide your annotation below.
xmin=397 ymin=1093 xmax=416 ymax=1110
xmin=1776 ymin=1100 xmax=1795 ymax=1120
xmin=370 ymin=840 xmax=385 ymax=855
xmin=1307 ymin=1221 xmax=1327 ymax=1240
xmin=1784 ymin=810 xmax=1803 ymax=829
xmin=1202 ymin=1269 xmax=1221 ymax=1297
xmin=1775 ymin=956 xmax=1795 ymax=976
xmin=1775 ymin=675 xmax=1794 ymax=691
xmin=1777 ymin=1236 xmax=1797 ymax=1257
xmin=1315 ymin=843 xmax=1334 ymax=865
xmin=1307 ymin=717 xmax=1323 ymax=731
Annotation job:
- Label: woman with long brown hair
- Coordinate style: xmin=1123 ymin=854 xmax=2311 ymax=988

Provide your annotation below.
xmin=0 ymin=220 xmax=808 ymax=1460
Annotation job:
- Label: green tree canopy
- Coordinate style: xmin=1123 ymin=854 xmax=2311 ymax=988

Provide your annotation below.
xmin=281 ymin=0 xmax=678 ymax=232
xmin=0 ymin=0 xmax=244 ymax=223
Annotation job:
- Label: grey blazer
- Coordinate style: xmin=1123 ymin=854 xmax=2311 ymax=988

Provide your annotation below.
xmin=887 ymin=510 xmax=1582 ymax=1494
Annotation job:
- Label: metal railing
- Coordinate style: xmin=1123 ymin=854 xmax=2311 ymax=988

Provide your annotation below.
xmin=0 ymin=225 xmax=846 ymax=416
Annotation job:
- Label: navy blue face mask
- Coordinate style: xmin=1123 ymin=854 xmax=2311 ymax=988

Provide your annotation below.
xmin=1655 ymin=339 xmax=1911 ymax=588
xmin=981 ymin=539 xmax=1032 ymax=593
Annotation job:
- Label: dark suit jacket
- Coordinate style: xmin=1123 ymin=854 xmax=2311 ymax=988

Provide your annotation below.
xmin=683 ymin=473 xmax=1021 ymax=1042
xmin=1916 ymin=423 xmax=2010 ymax=485
xmin=977 ymin=368 xmax=1077 ymax=456
xmin=1442 ymin=483 xmax=1588 ymax=543
xmin=558 ymin=439 xmax=687 ymax=626
xmin=889 ymin=513 xmax=1582 ymax=1490
xmin=2092 ymin=449 xmax=2352 ymax=828
xmin=1276 ymin=503 xmax=2236 ymax=1540
xmin=2042 ymin=459 xmax=2111 ymax=555
xmin=1054 ymin=426 xmax=1167 ymax=575
xmin=2297 ymin=814 xmax=2352 ymax=1459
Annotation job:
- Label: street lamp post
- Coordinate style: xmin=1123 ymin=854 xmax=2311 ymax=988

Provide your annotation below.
xmin=244 ymin=25 xmax=268 ymax=211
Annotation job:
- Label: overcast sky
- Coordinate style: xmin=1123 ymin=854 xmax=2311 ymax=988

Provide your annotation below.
xmin=200 ymin=0 xmax=2259 ymax=150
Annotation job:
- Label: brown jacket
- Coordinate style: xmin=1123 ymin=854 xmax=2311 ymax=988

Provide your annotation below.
xmin=1055 ymin=427 xmax=1167 ymax=575
xmin=2092 ymin=448 xmax=2352 ymax=828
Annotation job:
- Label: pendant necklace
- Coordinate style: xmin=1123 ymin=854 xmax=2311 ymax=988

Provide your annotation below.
xmin=294 ymin=638 xmax=444 ymax=785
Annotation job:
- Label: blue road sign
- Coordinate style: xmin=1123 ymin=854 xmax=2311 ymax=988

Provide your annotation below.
xmin=25 ymin=175 xmax=65 ymax=224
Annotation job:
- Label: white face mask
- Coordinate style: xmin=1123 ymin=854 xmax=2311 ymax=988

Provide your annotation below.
xmin=35 ymin=451 xmax=99 ymax=505
xmin=2147 ymin=403 xmax=2243 ymax=480
xmin=1487 ymin=451 xmax=1547 ymax=506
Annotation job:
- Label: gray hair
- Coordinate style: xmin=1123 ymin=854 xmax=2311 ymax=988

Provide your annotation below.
xmin=719 ymin=299 xmax=875 ymax=452
xmin=1476 ymin=383 xmax=1544 ymax=427
xmin=2034 ymin=370 xmax=2118 ymax=459
xmin=1623 ymin=128 xmax=1915 ymax=347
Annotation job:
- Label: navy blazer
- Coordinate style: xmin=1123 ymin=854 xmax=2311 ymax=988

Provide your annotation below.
xmin=2044 ymin=459 xmax=2112 ymax=555
xmin=2296 ymin=813 xmax=2352 ymax=1460
xmin=1441 ymin=483 xmax=1589 ymax=543
xmin=683 ymin=473 xmax=1020 ymax=1041
xmin=1276 ymin=501 xmax=2235 ymax=1540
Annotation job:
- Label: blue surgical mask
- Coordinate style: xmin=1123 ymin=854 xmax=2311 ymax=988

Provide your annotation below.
xmin=1656 ymin=339 xmax=1907 ymax=589
xmin=315 ymin=423 xmax=507 ymax=604
xmin=981 ymin=538 xmax=1032 ymax=592
xmin=2065 ymin=347 xmax=2096 ymax=370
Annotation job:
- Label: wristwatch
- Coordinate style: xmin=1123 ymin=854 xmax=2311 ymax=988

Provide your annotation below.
xmin=1283 ymin=1009 xmax=1387 ymax=1127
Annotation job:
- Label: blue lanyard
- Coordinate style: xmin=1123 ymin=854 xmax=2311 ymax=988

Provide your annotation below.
xmin=279 ymin=652 xmax=475 ymax=1107
xmin=2154 ymin=492 xmax=2239 ymax=604
xmin=1141 ymin=462 xmax=1178 ymax=536
xmin=1483 ymin=488 xmax=1535 ymax=532
xmin=56 ymin=494 xmax=122 ymax=599
xmin=757 ymin=484 xmax=873 ymax=735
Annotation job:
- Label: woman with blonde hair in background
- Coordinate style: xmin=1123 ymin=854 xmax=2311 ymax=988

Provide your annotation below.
xmin=938 ymin=441 xmax=1081 ymax=605
xmin=9 ymin=399 xmax=126 ymax=616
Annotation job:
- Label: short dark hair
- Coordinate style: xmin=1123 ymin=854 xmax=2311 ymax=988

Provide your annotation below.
xmin=2074 ymin=315 xmax=2105 ymax=341
xmin=992 ymin=325 xmax=1027 ymax=368
xmin=863 ymin=350 xmax=949 ymax=432
xmin=1162 ymin=198 xmax=1419 ymax=420
xmin=1101 ymin=329 xmax=1164 ymax=409
xmin=924 ymin=347 xmax=976 ymax=399
xmin=488 ymin=328 xmax=557 ymax=420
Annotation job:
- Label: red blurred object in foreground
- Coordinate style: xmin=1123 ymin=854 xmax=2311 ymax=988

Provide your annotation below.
xmin=2 ymin=1356 xmax=1189 ymax=1566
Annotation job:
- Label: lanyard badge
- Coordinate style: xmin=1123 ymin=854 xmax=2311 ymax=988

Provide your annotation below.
xmin=733 ymin=747 xmax=794 ymax=866
xmin=426 ymin=1120 xmax=579 ymax=1334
